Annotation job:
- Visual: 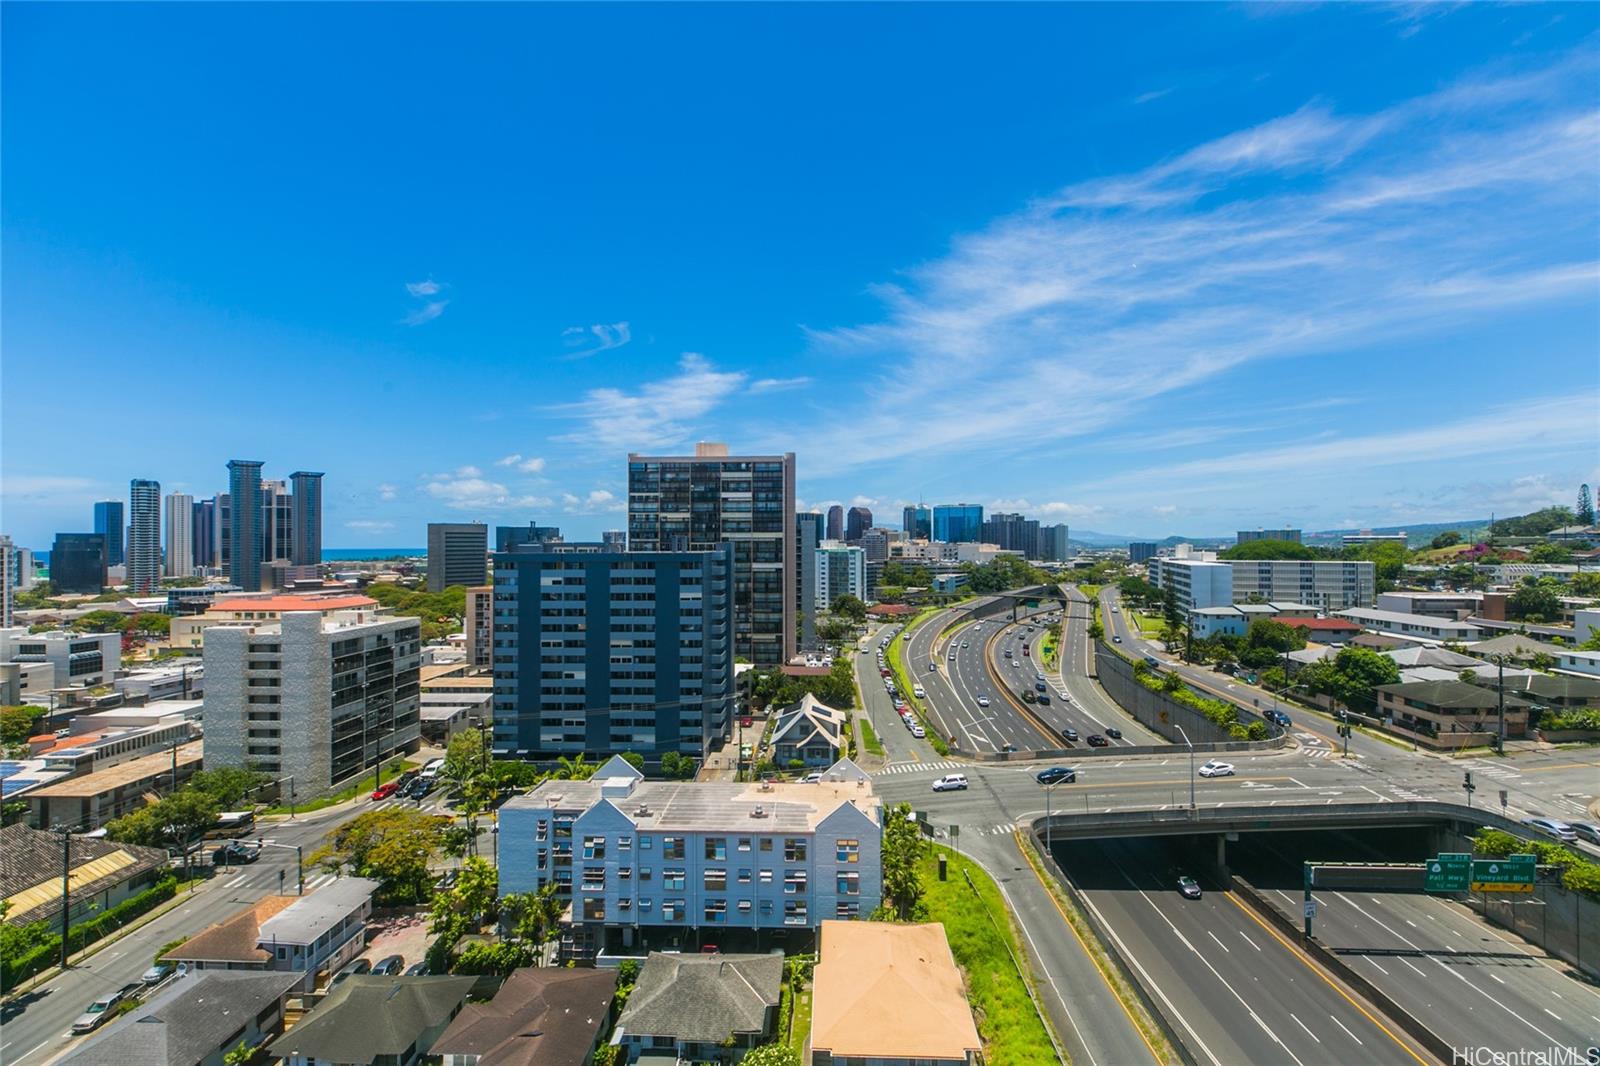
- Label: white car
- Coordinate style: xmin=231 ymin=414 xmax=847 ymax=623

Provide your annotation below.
xmin=911 ymin=725 xmax=926 ymax=738
xmin=1011 ymin=660 xmax=1020 ymax=668
xmin=1524 ymin=817 xmax=1578 ymax=843
xmin=1197 ymin=761 xmax=1235 ymax=778
xmin=912 ymin=685 xmax=926 ymax=698
xmin=960 ymin=641 xmax=970 ymax=649
xmin=976 ymin=695 xmax=990 ymax=708
xmin=931 ymin=773 xmax=969 ymax=792
xmin=1057 ymin=690 xmax=1070 ymax=701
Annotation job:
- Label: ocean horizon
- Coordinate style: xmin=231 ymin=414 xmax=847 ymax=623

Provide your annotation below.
xmin=322 ymin=547 xmax=425 ymax=561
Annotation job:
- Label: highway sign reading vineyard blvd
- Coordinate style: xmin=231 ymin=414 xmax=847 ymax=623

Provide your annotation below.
xmin=1425 ymin=853 xmax=1472 ymax=893
xmin=1471 ymin=854 xmax=1536 ymax=893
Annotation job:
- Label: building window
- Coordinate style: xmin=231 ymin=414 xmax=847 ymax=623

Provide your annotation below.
xmin=662 ymin=900 xmax=683 ymax=921
xmin=619 ymin=867 xmax=632 ymax=881
xmin=836 ymin=839 xmax=859 ymax=863
xmin=663 ymin=837 xmax=685 ymax=859
xmin=664 ymin=870 xmax=686 ymax=891
xmin=737 ymin=869 xmax=752 ymax=884
xmin=784 ymin=900 xmax=807 ymax=925
xmin=705 ymin=899 xmax=727 ymax=923
xmin=784 ymin=838 xmax=807 ymax=861
xmin=737 ymin=837 xmax=752 ymax=852
xmin=704 ymin=869 xmax=727 ymax=891
xmin=618 ymin=836 xmax=632 ymax=852
xmin=759 ymin=869 xmax=773 ymax=883
xmin=582 ymin=867 xmax=606 ymax=891
xmin=640 ymin=835 xmax=653 ymax=850
xmin=704 ymin=837 xmax=727 ymax=860
xmin=759 ymin=838 xmax=773 ymax=853
xmin=785 ymin=871 xmax=807 ymax=895
xmin=583 ymin=898 xmax=605 ymax=922
xmin=837 ymin=872 xmax=859 ymax=896
xmin=836 ymin=902 xmax=861 ymax=920
xmin=583 ymin=836 xmax=606 ymax=860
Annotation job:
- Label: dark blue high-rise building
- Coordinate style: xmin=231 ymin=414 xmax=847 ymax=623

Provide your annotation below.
xmin=290 ymin=471 xmax=324 ymax=566
xmin=227 ymin=460 xmax=264 ymax=592
xmin=92 ymin=501 xmax=124 ymax=568
xmin=933 ymin=503 xmax=984 ymax=543
xmin=494 ymin=522 xmax=562 ymax=553
xmin=490 ymin=543 xmax=734 ymax=761
xmin=52 ymin=533 xmax=108 ymax=593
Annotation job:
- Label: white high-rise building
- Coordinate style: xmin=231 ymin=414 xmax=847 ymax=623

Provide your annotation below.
xmin=815 ymin=543 xmax=866 ymax=608
xmin=127 ymin=479 xmax=163 ymax=594
xmin=165 ymin=492 xmax=196 ymax=577
xmin=0 ymin=535 xmax=14 ymax=628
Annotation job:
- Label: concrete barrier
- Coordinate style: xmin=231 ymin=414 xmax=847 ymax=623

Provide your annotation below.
xmin=1228 ymin=873 xmax=1452 ymax=1064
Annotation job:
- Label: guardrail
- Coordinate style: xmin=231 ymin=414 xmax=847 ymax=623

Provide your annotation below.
xmin=1029 ymin=799 xmax=1531 ymax=840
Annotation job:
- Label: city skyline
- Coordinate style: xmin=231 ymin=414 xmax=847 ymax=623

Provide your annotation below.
xmin=3 ymin=4 xmax=1597 ymax=549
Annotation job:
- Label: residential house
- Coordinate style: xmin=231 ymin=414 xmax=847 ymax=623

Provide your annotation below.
xmin=1374 ymin=680 xmax=1532 ymax=740
xmin=769 ymin=694 xmax=847 ymax=768
xmin=431 ymin=967 xmax=619 ymax=1066
xmin=809 ymin=920 xmax=982 ymax=1066
xmin=56 ymin=970 xmax=302 ymax=1066
xmin=0 ymin=824 xmax=170 ymax=928
xmin=1505 ymin=673 xmax=1600 ymax=710
xmin=612 ymin=952 xmax=781 ymax=1064
xmin=1335 ymin=608 xmax=1482 ymax=644
xmin=164 ymin=878 xmax=377 ymax=992
xmin=267 ymin=975 xmax=475 ymax=1066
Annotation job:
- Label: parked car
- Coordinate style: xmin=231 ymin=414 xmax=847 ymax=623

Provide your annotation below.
xmin=141 ymin=961 xmax=175 ymax=985
xmin=1036 ymin=766 xmax=1076 ymax=785
xmin=931 ymin=773 xmax=969 ymax=792
xmin=1086 ymin=734 xmax=1109 ymax=747
xmin=1524 ymin=817 xmax=1578 ymax=843
xmin=329 ymin=959 xmax=372 ymax=988
xmin=1104 ymin=727 xmax=1123 ymax=740
xmin=1178 ymin=876 xmax=1203 ymax=900
xmin=370 ymin=954 xmax=406 ymax=976
xmin=911 ymin=725 xmax=926 ymax=739
xmin=371 ymin=781 xmax=401 ymax=801
xmin=404 ymin=960 xmax=431 ymax=976
xmin=1198 ymin=760 xmax=1235 ymax=778
xmin=72 ymin=985 xmax=139 ymax=1033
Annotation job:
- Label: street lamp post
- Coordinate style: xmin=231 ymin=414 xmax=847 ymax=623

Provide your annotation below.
xmin=1174 ymin=724 xmax=1196 ymax=809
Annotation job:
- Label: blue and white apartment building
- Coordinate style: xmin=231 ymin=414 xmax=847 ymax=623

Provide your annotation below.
xmin=499 ymin=757 xmax=882 ymax=958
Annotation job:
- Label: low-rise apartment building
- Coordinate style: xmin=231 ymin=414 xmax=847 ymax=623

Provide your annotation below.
xmin=498 ymin=757 xmax=881 ymax=958
xmin=0 ymin=627 xmax=121 ymax=687
xmin=1375 ymin=680 xmax=1531 ymax=740
xmin=1336 ymin=608 xmax=1482 ymax=644
xmin=203 ymin=607 xmax=421 ymax=793
xmin=1147 ymin=558 xmax=1233 ymax=612
xmin=1376 ymin=591 xmax=1483 ymax=620
xmin=26 ymin=740 xmax=203 ymax=829
xmin=1229 ymin=559 xmax=1376 ymax=611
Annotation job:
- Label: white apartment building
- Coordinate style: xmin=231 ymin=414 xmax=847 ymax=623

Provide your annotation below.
xmin=165 ymin=492 xmax=196 ymax=577
xmin=1341 ymin=531 xmax=1408 ymax=547
xmin=203 ymin=607 xmax=422 ymax=792
xmin=1489 ymin=563 xmax=1582 ymax=585
xmin=0 ymin=627 xmax=121 ymax=687
xmin=1376 ymin=591 xmax=1483 ymax=620
xmin=1335 ymin=608 xmax=1482 ymax=644
xmin=170 ymin=592 xmax=380 ymax=648
xmin=1147 ymin=559 xmax=1233 ymax=612
xmin=113 ymin=661 xmax=204 ymax=702
xmin=498 ymin=757 xmax=882 ymax=959
xmin=463 ymin=584 xmax=492 ymax=669
xmin=815 ymin=544 xmax=866 ymax=608
xmin=1229 ymin=559 xmax=1376 ymax=611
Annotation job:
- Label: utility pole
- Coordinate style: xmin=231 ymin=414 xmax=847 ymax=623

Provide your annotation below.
xmin=170 ymin=733 xmax=180 ymax=793
xmin=1495 ymin=655 xmax=1506 ymax=753
xmin=60 ymin=828 xmax=72 ymax=970
xmin=1175 ymin=724 xmax=1196 ymax=809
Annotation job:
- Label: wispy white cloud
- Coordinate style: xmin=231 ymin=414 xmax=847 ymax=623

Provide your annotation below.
xmin=423 ymin=471 xmax=551 ymax=512
xmin=495 ymin=454 xmax=547 ymax=474
xmin=554 ymin=352 xmax=748 ymax=451
xmin=345 ymin=519 xmax=395 ymax=532
xmin=376 ymin=483 xmax=398 ymax=501
xmin=406 ymin=279 xmax=442 ymax=297
xmin=989 ymin=498 xmax=1102 ymax=520
xmin=403 ymin=300 xmax=449 ymax=326
xmin=750 ymin=376 xmax=811 ymax=393
xmin=562 ymin=322 xmax=632 ymax=360
xmin=802 ymin=50 xmax=1599 ymax=479
xmin=1133 ymin=88 xmax=1173 ymax=105
xmin=560 ymin=489 xmax=626 ymax=514
xmin=0 ymin=474 xmax=101 ymax=499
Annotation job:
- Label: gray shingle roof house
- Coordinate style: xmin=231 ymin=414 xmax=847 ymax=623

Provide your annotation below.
xmin=428 ymin=967 xmax=618 ymax=1066
xmin=268 ymin=975 xmax=475 ymax=1066
xmin=56 ymin=970 xmax=302 ymax=1066
xmin=614 ymin=953 xmax=781 ymax=1064
xmin=0 ymin=823 xmax=169 ymax=927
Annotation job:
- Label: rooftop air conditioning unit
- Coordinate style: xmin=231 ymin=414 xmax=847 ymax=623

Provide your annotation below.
xmin=634 ymin=805 xmax=652 ymax=817
xmin=750 ymin=805 xmax=767 ymax=819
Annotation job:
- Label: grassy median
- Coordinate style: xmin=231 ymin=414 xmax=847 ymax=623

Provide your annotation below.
xmin=922 ymin=846 xmax=1062 ymax=1066
xmin=885 ymin=614 xmax=952 ymax=756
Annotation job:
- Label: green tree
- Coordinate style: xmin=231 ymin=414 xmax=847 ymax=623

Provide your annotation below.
xmin=1345 ymin=541 xmax=1411 ymax=591
xmin=105 ymin=788 xmax=221 ymax=875
xmin=658 ymin=751 xmax=697 ymax=780
xmin=1298 ymin=647 xmax=1400 ymax=715
xmin=1087 ymin=620 xmax=1104 ymax=641
xmin=742 ymin=1046 xmax=802 ymax=1066
xmin=310 ymin=806 xmax=444 ymax=903
xmin=553 ymin=753 xmax=596 ymax=781
xmin=873 ymin=802 xmax=927 ymax=921
xmin=1579 ymin=484 xmax=1595 ymax=526
xmin=1525 ymin=543 xmax=1572 ymax=564
xmin=1508 ymin=578 xmax=1563 ymax=622
xmin=428 ymin=856 xmax=499 ymax=957
xmin=0 ymin=705 xmax=49 ymax=746
xmin=1219 ymin=539 xmax=1316 ymax=561
xmin=187 ymin=766 xmax=270 ymax=808
xmin=129 ymin=612 xmax=171 ymax=637
xmin=829 ymin=594 xmax=868 ymax=624
xmin=500 ymin=881 xmax=563 ymax=961
xmin=73 ymin=609 xmax=129 ymax=634
xmin=441 ymin=728 xmax=487 ymax=787
xmin=1428 ymin=530 xmax=1463 ymax=550
xmin=223 ymin=1039 xmax=254 ymax=1066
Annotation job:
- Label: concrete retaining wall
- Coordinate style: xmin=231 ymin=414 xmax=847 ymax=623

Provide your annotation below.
xmin=1096 ymin=642 xmax=1282 ymax=747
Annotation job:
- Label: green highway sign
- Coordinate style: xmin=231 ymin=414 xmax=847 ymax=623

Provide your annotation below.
xmin=1471 ymin=854 xmax=1536 ymax=893
xmin=1425 ymin=853 xmax=1471 ymax=893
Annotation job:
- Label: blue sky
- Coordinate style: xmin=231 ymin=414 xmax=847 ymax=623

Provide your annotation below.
xmin=3 ymin=3 xmax=1596 ymax=549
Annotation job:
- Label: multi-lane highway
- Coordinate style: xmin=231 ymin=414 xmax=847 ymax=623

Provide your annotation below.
xmin=1055 ymin=835 xmax=1429 ymax=1066
xmin=1057 ymin=584 xmax=1167 ymax=745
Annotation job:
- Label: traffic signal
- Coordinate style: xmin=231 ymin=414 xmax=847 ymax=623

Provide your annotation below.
xmin=1463 ymin=771 xmax=1475 ymax=794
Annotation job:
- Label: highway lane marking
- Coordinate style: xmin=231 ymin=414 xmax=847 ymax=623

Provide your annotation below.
xmin=1489 ymin=973 xmax=1505 ymax=984
xmin=1220 ymin=890 xmax=1431 ymax=1066
xmin=1206 ymin=930 xmax=1231 ymax=952
xmin=1544 ymin=1008 xmax=1561 ymax=1020
xmin=1330 ymin=1015 xmax=1364 ymax=1045
xmin=1288 ymin=1012 xmax=1321 ymax=1043
xmin=1238 ymin=929 xmax=1261 ymax=951
xmin=1401 ymin=958 xmax=1427 ymax=977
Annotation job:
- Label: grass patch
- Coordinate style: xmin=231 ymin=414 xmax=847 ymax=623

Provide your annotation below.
xmin=886 ymin=626 xmax=950 ymax=756
xmin=858 ymin=716 xmax=884 ymax=756
xmin=920 ymin=847 xmax=1060 ymax=1066
xmin=1132 ymin=612 xmax=1165 ymax=637
xmin=261 ymin=757 xmax=420 ymax=815
xmin=1015 ymin=834 xmax=1179 ymax=1064
xmin=786 ymin=979 xmax=813 ymax=1054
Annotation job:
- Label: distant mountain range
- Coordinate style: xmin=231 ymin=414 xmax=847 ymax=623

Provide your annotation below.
xmin=1070 ymin=519 xmax=1489 ymax=549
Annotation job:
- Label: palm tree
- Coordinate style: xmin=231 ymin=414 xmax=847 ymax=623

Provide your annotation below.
xmin=553 ymin=753 xmax=595 ymax=781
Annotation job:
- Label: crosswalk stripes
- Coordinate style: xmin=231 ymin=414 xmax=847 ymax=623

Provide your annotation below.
xmin=873 ymin=760 xmax=964 ymax=776
xmin=1474 ymin=763 xmax=1522 ymax=781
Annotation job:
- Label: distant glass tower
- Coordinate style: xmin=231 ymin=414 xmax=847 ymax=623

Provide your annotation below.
xmin=902 ymin=504 xmax=931 ymax=539
xmin=227 ymin=460 xmax=265 ymax=591
xmin=290 ymin=471 xmax=324 ymax=566
xmin=932 ymin=503 xmax=985 ymax=543
xmin=93 ymin=500 xmax=125 ymax=568
xmin=127 ymin=479 xmax=163 ymax=593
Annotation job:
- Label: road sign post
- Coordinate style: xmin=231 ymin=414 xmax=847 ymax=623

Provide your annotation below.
xmin=1471 ymin=854 xmax=1536 ymax=893
xmin=1425 ymin=853 xmax=1471 ymax=893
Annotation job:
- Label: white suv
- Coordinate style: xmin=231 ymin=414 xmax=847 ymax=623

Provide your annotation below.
xmin=1197 ymin=760 xmax=1235 ymax=778
xmin=931 ymin=773 xmax=969 ymax=792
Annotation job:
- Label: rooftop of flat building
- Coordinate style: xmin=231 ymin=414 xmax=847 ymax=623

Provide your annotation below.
xmin=505 ymin=775 xmax=878 ymax=833
xmin=208 ymin=594 xmax=376 ymax=613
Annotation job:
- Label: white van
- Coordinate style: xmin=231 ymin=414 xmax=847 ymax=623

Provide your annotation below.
xmin=912 ymin=684 xmax=926 ymax=699
xmin=931 ymin=773 xmax=968 ymax=792
xmin=419 ymin=757 xmax=446 ymax=781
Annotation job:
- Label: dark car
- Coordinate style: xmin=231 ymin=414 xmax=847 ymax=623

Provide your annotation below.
xmin=213 ymin=841 xmax=260 ymax=865
xmin=370 ymin=954 xmax=406 ymax=976
xmin=1036 ymin=766 xmax=1077 ymax=785
xmin=1264 ymin=709 xmax=1291 ymax=727
xmin=1086 ymin=734 xmax=1109 ymax=747
xmin=1104 ymin=726 xmax=1123 ymax=740
xmin=1178 ymin=876 xmax=1203 ymax=900
xmin=404 ymin=960 xmax=431 ymax=976
xmin=1063 ymin=727 xmax=1078 ymax=742
xmin=329 ymin=959 xmax=371 ymax=988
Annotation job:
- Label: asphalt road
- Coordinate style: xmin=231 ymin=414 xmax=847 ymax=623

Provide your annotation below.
xmin=1053 ymin=836 xmax=1428 ymax=1066
xmin=1234 ymin=831 xmax=1600 ymax=1059
xmin=1055 ymin=584 xmax=1167 ymax=746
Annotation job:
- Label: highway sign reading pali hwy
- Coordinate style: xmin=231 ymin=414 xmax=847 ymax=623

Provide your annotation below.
xmin=1425 ymin=853 xmax=1471 ymax=893
xmin=1470 ymin=854 xmax=1537 ymax=893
